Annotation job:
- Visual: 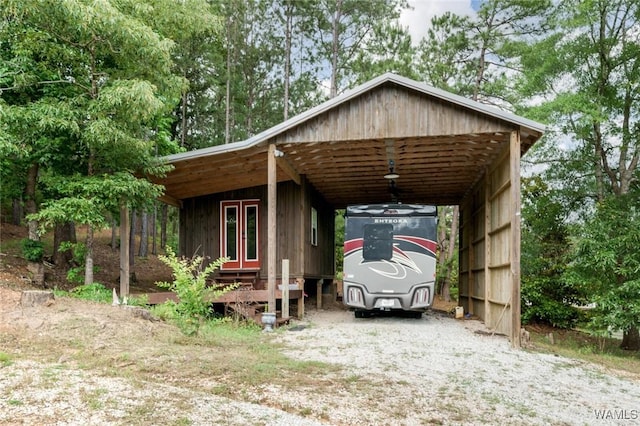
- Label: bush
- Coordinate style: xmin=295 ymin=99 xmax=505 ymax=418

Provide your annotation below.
xmin=21 ymin=238 xmax=44 ymax=262
xmin=156 ymin=247 xmax=233 ymax=336
xmin=68 ymin=282 xmax=112 ymax=303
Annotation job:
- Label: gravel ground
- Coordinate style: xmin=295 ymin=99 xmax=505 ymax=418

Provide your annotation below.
xmin=1 ymin=305 xmax=639 ymax=425
xmin=275 ymin=309 xmax=640 ymax=426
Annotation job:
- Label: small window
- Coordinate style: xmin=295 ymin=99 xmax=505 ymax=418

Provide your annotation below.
xmin=363 ymin=224 xmax=393 ymax=261
xmin=311 ymin=207 xmax=318 ymax=246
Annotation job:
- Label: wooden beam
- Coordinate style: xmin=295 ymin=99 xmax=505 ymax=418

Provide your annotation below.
xmin=510 ymin=130 xmax=522 ymax=348
xmin=467 ymin=201 xmax=475 ymax=315
xmin=267 ymin=143 xmax=277 ymax=313
xmin=484 ymin=168 xmax=490 ymax=322
xmin=276 ymin=154 xmax=301 ymax=185
xmin=139 ymin=290 xmax=304 ymax=306
xmin=158 ymin=193 xmax=182 ymax=208
xmin=298 ymin=175 xmax=306 ymax=287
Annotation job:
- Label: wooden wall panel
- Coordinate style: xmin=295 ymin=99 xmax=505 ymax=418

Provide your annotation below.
xmin=460 ymin=133 xmax=520 ymax=346
xmin=275 ymin=86 xmax=513 ymax=144
xmin=178 ymin=181 xmax=335 ymax=282
xmin=485 ymin=144 xmax=514 ymax=338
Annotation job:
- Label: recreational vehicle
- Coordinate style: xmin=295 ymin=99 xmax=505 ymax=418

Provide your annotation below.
xmin=342 ymin=204 xmax=438 ymax=318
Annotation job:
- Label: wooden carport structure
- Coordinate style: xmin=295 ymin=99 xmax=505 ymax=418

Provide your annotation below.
xmin=155 ymin=73 xmax=544 ymax=347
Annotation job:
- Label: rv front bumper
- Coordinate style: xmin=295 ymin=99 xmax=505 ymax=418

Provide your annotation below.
xmin=343 ymin=283 xmax=434 ymax=311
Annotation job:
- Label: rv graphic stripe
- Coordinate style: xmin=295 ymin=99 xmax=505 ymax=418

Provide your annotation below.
xmin=394 ymin=236 xmax=437 ymax=256
xmin=343 ymin=236 xmax=437 ymax=258
xmin=343 ymin=239 xmax=363 ymax=257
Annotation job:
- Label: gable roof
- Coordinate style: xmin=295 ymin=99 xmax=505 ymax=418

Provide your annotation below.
xmin=157 ymin=73 xmax=544 ymax=207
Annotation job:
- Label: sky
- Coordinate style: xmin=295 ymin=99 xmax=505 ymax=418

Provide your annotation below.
xmin=399 ymin=0 xmax=479 ymax=43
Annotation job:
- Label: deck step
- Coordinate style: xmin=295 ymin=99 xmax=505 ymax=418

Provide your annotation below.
xmin=215 ymin=270 xmax=259 ymax=285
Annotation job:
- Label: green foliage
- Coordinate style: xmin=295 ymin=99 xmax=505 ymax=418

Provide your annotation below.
xmin=334 ymin=210 xmax=345 ymax=274
xmin=521 ymin=176 xmax=585 ymax=328
xmin=29 ymin=172 xmax=165 ymax=236
xmin=156 ymin=247 xmax=233 ymax=336
xmin=58 ymin=241 xmax=86 ymax=265
xmin=68 ymin=283 xmax=112 ymax=304
xmin=0 ymin=352 xmax=12 ymax=367
xmin=20 ymin=238 xmax=44 ymax=262
xmin=66 ymin=267 xmax=85 ymax=285
xmin=436 ymin=250 xmax=459 ymax=296
xmin=568 ymin=195 xmax=640 ymax=337
xmin=57 ymin=241 xmax=98 ymax=284
xmin=521 ymin=277 xmax=583 ymax=329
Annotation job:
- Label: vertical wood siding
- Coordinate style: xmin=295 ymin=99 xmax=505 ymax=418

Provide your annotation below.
xmin=179 ymin=180 xmax=334 ymax=281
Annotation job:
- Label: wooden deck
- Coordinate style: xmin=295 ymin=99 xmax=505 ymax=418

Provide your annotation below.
xmin=137 ymin=289 xmax=305 ymax=320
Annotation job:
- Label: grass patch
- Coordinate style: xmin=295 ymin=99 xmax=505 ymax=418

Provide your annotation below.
xmin=0 ymin=352 xmax=13 ymax=367
xmin=527 ymin=325 xmax=640 ymax=377
xmin=4 ymin=312 xmax=339 ymax=404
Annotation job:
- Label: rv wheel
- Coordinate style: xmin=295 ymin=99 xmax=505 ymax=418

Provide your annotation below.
xmin=354 ymin=310 xmax=367 ymax=318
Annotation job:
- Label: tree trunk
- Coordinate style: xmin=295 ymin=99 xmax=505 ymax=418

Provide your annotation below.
xmin=129 ymin=209 xmax=137 ymax=269
xmin=283 ymin=0 xmax=293 ymax=120
xmin=329 ymin=0 xmax=343 ymax=99
xmin=151 ymin=203 xmax=157 ymax=255
xmin=25 ymin=163 xmax=39 ymax=240
xmin=138 ymin=210 xmax=148 ymax=257
xmin=621 ymin=326 xmax=640 ymax=351
xmin=25 ymin=163 xmax=44 ymax=287
xmin=12 ymin=198 xmax=22 ymax=225
xmin=111 ymin=218 xmax=118 ymax=252
xmin=442 ymin=206 xmax=459 ymax=303
xmin=160 ymin=204 xmax=168 ymax=249
xmin=53 ymin=221 xmax=76 ymax=268
xmin=84 ymin=224 xmax=94 ymax=285
xmin=225 ymin=10 xmax=233 ymax=144
xmin=436 ymin=207 xmax=448 ymax=297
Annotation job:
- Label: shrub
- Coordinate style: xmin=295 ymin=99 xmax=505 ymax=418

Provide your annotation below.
xmin=68 ymin=282 xmax=112 ymax=303
xmin=156 ymin=247 xmax=233 ymax=336
xmin=21 ymin=239 xmax=44 ymax=262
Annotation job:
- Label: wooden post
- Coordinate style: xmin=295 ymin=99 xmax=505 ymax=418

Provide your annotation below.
xmin=267 ymin=144 xmax=277 ymax=313
xmin=298 ymin=175 xmax=306 ymax=293
xmin=510 ymin=131 xmax=522 ymax=348
xmin=467 ymin=205 xmax=475 ymax=316
xmin=316 ymin=279 xmax=323 ymax=310
xmin=297 ymin=278 xmax=305 ymax=319
xmin=119 ymin=205 xmax=130 ymax=299
xmin=282 ymin=259 xmax=290 ymax=319
xmin=484 ymin=169 xmax=491 ymax=323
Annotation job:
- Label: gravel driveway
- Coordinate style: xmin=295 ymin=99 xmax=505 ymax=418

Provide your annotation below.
xmin=275 ymin=309 xmax=640 ymax=426
xmin=2 ymin=304 xmax=639 ymax=425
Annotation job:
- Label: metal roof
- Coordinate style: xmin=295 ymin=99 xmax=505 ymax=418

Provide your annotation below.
xmin=157 ymin=73 xmax=545 ymax=207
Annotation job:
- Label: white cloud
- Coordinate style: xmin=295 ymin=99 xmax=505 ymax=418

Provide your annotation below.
xmin=399 ymin=0 xmax=476 ymax=44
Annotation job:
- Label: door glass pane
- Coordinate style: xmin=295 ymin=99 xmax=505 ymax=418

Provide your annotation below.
xmin=226 ymin=207 xmax=237 ymax=260
xmin=245 ymin=205 xmax=257 ymax=260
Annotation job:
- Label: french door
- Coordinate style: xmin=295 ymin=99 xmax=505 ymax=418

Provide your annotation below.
xmin=220 ymin=200 xmax=260 ymax=269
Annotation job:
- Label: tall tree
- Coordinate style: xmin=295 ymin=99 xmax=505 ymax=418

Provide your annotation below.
xmin=0 ymin=0 xmax=210 ymax=285
xmin=166 ymin=1 xmax=221 ymax=150
xmin=520 ymin=176 xmax=584 ymax=328
xmin=520 ymin=0 xmax=640 ymax=350
xmin=307 ymin=0 xmax=407 ymax=97
xmin=350 ymin=22 xmax=417 ymax=83
xmin=415 ymin=0 xmax=551 ymax=302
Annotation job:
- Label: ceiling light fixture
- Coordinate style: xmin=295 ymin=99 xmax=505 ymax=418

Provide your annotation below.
xmin=384 ymin=160 xmax=399 ymax=180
